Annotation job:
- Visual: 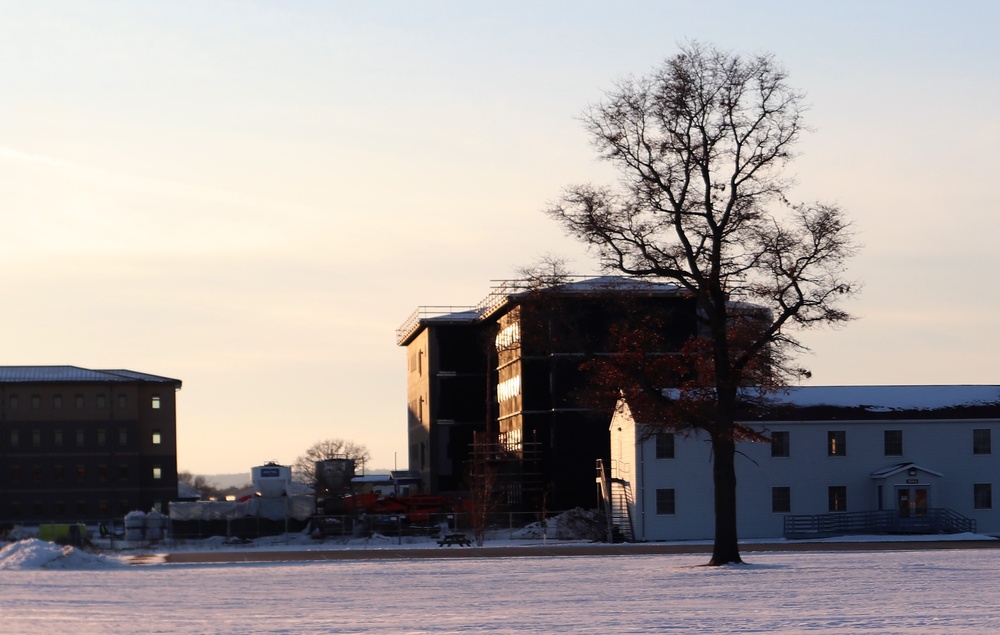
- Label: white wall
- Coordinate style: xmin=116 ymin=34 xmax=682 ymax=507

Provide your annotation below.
xmin=612 ymin=410 xmax=1000 ymax=541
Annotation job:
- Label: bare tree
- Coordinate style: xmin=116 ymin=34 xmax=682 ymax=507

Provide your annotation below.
xmin=293 ymin=438 xmax=372 ymax=484
xmin=547 ymin=42 xmax=858 ymax=565
xmin=177 ymin=471 xmax=226 ymax=500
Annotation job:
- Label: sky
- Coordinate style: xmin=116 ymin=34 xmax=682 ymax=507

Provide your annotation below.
xmin=1 ymin=1 xmax=998 ymax=476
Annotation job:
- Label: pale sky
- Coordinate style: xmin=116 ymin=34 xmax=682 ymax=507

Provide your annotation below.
xmin=2 ymin=1 xmax=998 ymax=476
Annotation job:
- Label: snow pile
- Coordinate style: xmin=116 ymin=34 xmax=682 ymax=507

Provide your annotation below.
xmin=510 ymin=508 xmax=603 ymax=541
xmin=0 ymin=539 xmax=125 ymax=570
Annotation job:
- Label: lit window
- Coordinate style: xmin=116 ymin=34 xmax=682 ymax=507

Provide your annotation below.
xmin=828 ymin=486 xmax=847 ymax=512
xmin=152 ymin=395 xmax=161 ymax=409
xmin=152 ymin=429 xmax=162 ymax=445
xmin=827 ymin=431 xmax=846 ymax=457
xmin=655 ymin=433 xmax=675 ymax=459
xmin=152 ymin=466 xmax=162 ymax=480
xmin=655 ymin=488 xmax=675 ymax=515
xmin=771 ymin=431 xmax=789 ymax=457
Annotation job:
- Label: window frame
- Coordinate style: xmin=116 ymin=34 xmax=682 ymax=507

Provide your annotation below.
xmin=828 ymin=485 xmax=847 ymax=512
xmin=654 ymin=432 xmax=675 ymax=459
xmin=973 ymin=429 xmax=992 ymax=455
xmin=771 ymin=486 xmax=791 ymax=513
xmin=883 ymin=430 xmax=903 ymax=456
xmin=770 ymin=431 xmax=789 ymax=458
xmin=974 ymin=483 xmax=992 ymax=510
xmin=655 ymin=488 xmax=676 ymax=515
xmin=827 ymin=431 xmax=847 ymax=457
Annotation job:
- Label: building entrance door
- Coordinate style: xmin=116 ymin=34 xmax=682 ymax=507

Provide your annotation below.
xmin=897 ymin=487 xmax=928 ymax=518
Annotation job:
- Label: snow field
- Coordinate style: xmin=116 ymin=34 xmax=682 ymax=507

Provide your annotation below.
xmin=2 ymin=544 xmax=999 ymax=634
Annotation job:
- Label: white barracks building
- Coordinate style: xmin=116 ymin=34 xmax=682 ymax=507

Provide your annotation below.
xmin=608 ymin=386 xmax=1000 ymax=541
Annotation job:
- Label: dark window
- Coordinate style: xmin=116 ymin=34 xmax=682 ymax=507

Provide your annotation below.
xmin=655 ymin=433 xmax=675 ymax=459
xmin=54 ymin=501 xmax=65 ymax=516
xmin=32 ymin=501 xmax=43 ymax=517
xmin=772 ymin=486 xmax=791 ymax=513
xmin=76 ymin=429 xmax=85 ymax=446
xmin=76 ymin=501 xmax=87 ymax=516
xmin=10 ymin=501 xmax=21 ymax=517
xmin=98 ymin=465 xmax=108 ymax=481
xmin=32 ymin=466 xmax=42 ymax=481
xmin=771 ymin=431 xmax=789 ymax=457
xmin=828 ymin=431 xmax=846 ymax=457
xmin=53 ymin=394 xmax=62 ymax=409
xmin=119 ymin=429 xmax=128 ymax=446
xmin=9 ymin=466 xmax=20 ymax=483
xmin=32 ymin=430 xmax=41 ymax=447
xmin=97 ymin=394 xmax=106 ymax=409
xmin=974 ymin=484 xmax=992 ymax=510
xmin=76 ymin=465 xmax=86 ymax=481
xmin=8 ymin=395 xmax=17 ymax=410
xmin=828 ymin=486 xmax=847 ymax=512
xmin=118 ymin=394 xmax=127 ymax=409
xmin=884 ymin=430 xmax=903 ymax=456
xmin=9 ymin=429 xmax=18 ymax=447
xmin=118 ymin=500 xmax=130 ymax=515
xmin=97 ymin=500 xmax=109 ymax=514
xmin=974 ymin=429 xmax=991 ymax=455
xmin=97 ymin=429 xmax=107 ymax=446
xmin=75 ymin=394 xmax=84 ymax=409
xmin=655 ymin=488 xmax=676 ymax=515
xmin=31 ymin=395 xmax=40 ymax=409
xmin=54 ymin=466 xmax=65 ymax=481
xmin=54 ymin=429 xmax=63 ymax=446
xmin=119 ymin=464 xmax=129 ymax=480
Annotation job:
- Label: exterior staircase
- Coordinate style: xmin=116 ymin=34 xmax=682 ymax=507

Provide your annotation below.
xmin=596 ymin=459 xmax=635 ymax=542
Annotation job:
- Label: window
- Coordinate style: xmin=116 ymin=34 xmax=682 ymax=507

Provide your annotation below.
xmin=772 ymin=486 xmax=791 ymax=513
xmin=152 ymin=465 xmax=162 ymax=480
xmin=97 ymin=429 xmax=107 ymax=446
xmin=118 ymin=394 xmax=127 ymax=409
xmin=32 ymin=502 xmax=43 ymax=517
xmin=54 ymin=429 xmax=63 ymax=447
xmin=884 ymin=430 xmax=903 ymax=456
xmin=828 ymin=431 xmax=846 ymax=456
xmin=655 ymin=433 xmax=675 ymax=459
xmin=828 ymin=486 xmax=847 ymax=512
xmin=770 ymin=431 xmax=789 ymax=457
xmin=152 ymin=429 xmax=162 ymax=445
xmin=53 ymin=394 xmax=62 ymax=409
xmin=973 ymin=429 xmax=991 ymax=455
xmin=76 ymin=501 xmax=87 ymax=516
xmin=98 ymin=500 xmax=109 ymax=515
xmin=76 ymin=465 xmax=86 ymax=481
xmin=31 ymin=395 xmax=40 ymax=409
xmin=97 ymin=465 xmax=108 ymax=481
xmin=9 ymin=429 xmax=18 ymax=447
xmin=54 ymin=466 xmax=65 ymax=481
xmin=8 ymin=395 xmax=17 ymax=410
xmin=32 ymin=466 xmax=42 ymax=481
xmin=151 ymin=395 xmax=161 ymax=409
xmin=655 ymin=488 xmax=676 ymax=515
xmin=119 ymin=429 xmax=128 ymax=446
xmin=54 ymin=501 xmax=65 ymax=516
xmin=32 ymin=430 xmax=41 ymax=447
xmin=119 ymin=464 xmax=129 ymax=480
xmin=75 ymin=394 xmax=84 ymax=409
xmin=974 ymin=484 xmax=992 ymax=510
xmin=97 ymin=394 xmax=106 ymax=409
xmin=9 ymin=466 xmax=20 ymax=483
xmin=76 ymin=429 xmax=85 ymax=446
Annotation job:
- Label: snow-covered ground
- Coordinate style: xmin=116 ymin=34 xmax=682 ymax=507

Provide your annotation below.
xmin=2 ymin=535 xmax=1000 ymax=634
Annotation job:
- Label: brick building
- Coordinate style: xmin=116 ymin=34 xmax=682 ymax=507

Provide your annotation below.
xmin=0 ymin=366 xmax=181 ymax=525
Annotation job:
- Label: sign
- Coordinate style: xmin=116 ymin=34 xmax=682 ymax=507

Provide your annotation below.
xmin=906 ymin=478 xmax=918 ymax=484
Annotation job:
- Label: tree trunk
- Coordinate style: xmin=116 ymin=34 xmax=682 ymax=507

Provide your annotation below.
xmin=709 ymin=436 xmax=743 ymax=565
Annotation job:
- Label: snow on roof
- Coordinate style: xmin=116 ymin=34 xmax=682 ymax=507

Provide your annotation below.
xmin=765 ymin=386 xmax=1000 ymax=411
